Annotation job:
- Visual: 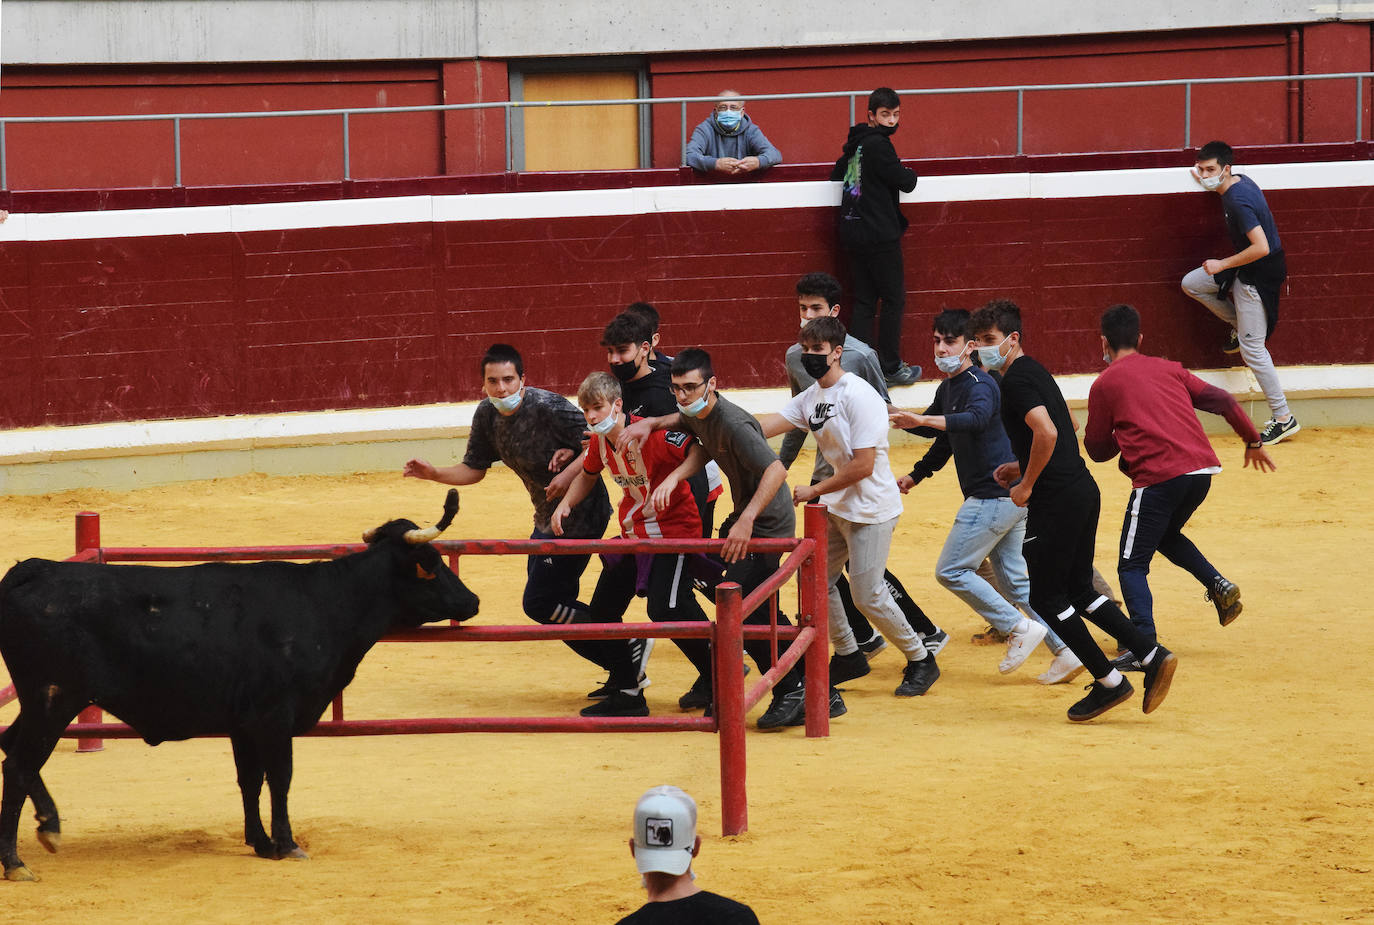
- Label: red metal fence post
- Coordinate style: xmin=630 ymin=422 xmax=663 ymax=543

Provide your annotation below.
xmin=73 ymin=513 xmax=105 ymax=753
xmin=802 ymin=503 xmax=830 ymax=738
xmin=715 ymin=581 xmax=748 ymax=835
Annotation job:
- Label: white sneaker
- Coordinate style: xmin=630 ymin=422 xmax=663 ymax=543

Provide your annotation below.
xmin=1036 ymin=649 xmax=1085 ymax=685
xmin=999 ymin=619 xmax=1047 ymax=674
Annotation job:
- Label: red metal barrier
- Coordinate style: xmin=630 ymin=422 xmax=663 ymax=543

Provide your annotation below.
xmin=3 ymin=505 xmax=834 ymax=834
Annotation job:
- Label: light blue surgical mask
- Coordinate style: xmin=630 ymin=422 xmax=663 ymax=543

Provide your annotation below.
xmin=489 ymin=388 xmax=523 ymax=415
xmin=715 ymin=108 xmax=743 ymax=130
xmin=976 ymin=335 xmax=1011 ymax=371
xmin=934 ymin=354 xmax=964 ymax=375
xmin=677 ymin=394 xmax=709 ymax=418
xmin=589 ymin=408 xmax=619 ymax=436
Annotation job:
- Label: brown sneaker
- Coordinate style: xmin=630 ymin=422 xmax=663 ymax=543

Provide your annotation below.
xmin=971 ymin=625 xmax=1009 ymax=646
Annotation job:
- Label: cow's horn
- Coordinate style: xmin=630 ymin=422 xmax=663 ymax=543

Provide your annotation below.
xmin=361 ymin=526 xmax=379 ymax=543
xmin=404 ymin=489 xmax=460 ymax=544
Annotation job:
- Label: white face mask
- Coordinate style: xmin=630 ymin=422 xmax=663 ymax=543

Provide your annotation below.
xmin=1199 ymin=173 xmax=1223 ymax=191
xmin=934 ymin=354 xmax=964 ymax=375
xmin=489 ymin=388 xmax=523 ymax=415
xmin=588 ymin=403 xmax=620 ymax=436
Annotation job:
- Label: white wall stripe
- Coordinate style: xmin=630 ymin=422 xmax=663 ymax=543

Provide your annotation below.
xmin=4 ymin=160 xmax=1372 ymax=244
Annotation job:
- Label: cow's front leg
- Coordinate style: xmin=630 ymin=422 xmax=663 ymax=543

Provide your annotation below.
xmin=260 ymin=735 xmax=306 ymax=860
xmin=229 ymin=733 xmax=271 ymax=858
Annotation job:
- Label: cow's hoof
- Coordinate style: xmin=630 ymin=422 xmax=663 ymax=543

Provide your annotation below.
xmin=4 ymin=865 xmax=37 ymax=882
xmin=279 ymin=847 xmax=309 ymax=861
xmin=36 ymin=831 xmax=60 ymax=854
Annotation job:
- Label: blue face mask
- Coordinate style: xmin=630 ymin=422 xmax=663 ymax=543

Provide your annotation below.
xmin=489 ymin=388 xmax=523 ymax=415
xmin=677 ymin=394 xmax=709 ymax=418
xmin=715 ymin=109 xmax=743 ymax=130
xmin=976 ymin=335 xmax=1011 ymax=371
xmin=589 ymin=407 xmax=619 ymax=435
xmin=934 ymin=354 xmax=964 ymax=375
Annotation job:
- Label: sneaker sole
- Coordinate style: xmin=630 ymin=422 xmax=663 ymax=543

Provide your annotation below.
xmin=1037 ymin=663 xmax=1087 ymax=685
xmin=1142 ymin=652 xmax=1179 ymax=715
xmin=1214 ymin=584 xmax=1243 ymax=626
xmin=998 ymin=625 xmax=1047 ymax=674
xmin=1067 ymin=684 xmax=1134 ymax=722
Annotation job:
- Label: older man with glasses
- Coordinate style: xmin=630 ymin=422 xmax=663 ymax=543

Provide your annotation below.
xmin=684 ymin=89 xmax=782 ymax=176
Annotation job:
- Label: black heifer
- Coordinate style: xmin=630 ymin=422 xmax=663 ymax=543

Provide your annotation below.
xmin=0 ymin=490 xmax=478 ymax=881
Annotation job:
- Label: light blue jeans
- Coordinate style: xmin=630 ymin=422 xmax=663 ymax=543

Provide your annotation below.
xmin=934 ymin=496 xmax=1065 ymax=652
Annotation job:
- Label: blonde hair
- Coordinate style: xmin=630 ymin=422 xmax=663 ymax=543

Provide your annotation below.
xmin=577 ymin=371 xmax=622 ymax=408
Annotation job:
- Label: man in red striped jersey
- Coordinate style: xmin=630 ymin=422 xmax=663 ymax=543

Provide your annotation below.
xmin=552 ymin=372 xmax=719 ymax=717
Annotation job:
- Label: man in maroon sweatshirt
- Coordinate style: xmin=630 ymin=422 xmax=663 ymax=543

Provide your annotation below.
xmin=1085 ymin=303 xmax=1276 ymax=653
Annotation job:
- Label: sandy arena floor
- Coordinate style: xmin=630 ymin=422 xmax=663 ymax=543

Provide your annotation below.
xmin=1 ymin=429 xmax=1371 ymax=923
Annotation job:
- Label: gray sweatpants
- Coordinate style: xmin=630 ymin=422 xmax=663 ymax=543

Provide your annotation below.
xmin=826 ymin=514 xmax=926 ymax=661
xmin=1181 ymin=265 xmax=1290 ymax=420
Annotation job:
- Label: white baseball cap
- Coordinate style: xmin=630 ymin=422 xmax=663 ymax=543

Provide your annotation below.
xmin=632 ymin=785 xmax=698 ymax=875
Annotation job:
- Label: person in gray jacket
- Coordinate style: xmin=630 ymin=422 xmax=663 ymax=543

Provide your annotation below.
xmin=684 ymin=90 xmax=781 ymax=176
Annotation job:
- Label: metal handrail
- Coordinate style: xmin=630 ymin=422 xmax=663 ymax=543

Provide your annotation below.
xmin=1 ymin=72 xmax=1369 ymax=189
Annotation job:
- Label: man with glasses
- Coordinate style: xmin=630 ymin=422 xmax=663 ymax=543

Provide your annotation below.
xmin=620 ymin=348 xmax=829 ymax=730
xmin=684 ymin=89 xmax=782 ymax=177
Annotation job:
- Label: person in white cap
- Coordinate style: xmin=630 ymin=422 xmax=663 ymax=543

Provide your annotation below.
xmin=617 ymin=785 xmax=759 ymax=924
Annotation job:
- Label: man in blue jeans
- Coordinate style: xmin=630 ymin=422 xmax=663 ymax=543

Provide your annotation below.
xmin=890 ymin=310 xmax=1083 ymax=685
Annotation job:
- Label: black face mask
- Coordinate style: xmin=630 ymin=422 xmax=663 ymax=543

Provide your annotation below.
xmin=800 ymin=353 xmax=832 ymax=380
xmin=609 ymin=360 xmax=640 ymax=383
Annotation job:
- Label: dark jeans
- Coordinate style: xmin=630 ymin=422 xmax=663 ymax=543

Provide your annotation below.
xmin=589 ymin=552 xmax=714 ymax=680
xmin=724 ymin=551 xmax=802 ymax=692
xmin=845 ymin=242 xmax=907 ymax=375
xmin=525 ymin=527 xmax=637 ymax=687
xmin=1118 ymin=473 xmax=1219 ymax=645
xmin=1022 ymin=475 xmax=1155 ymax=679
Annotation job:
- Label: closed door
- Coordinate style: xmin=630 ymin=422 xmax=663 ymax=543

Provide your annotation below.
xmin=521 ymin=71 xmax=640 ymax=171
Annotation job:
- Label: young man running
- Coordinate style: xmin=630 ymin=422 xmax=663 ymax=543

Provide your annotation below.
xmin=552 ymin=372 xmax=719 ymax=717
xmin=763 ymin=316 xmax=939 ymax=699
xmin=622 ymin=348 xmax=826 ymax=730
xmin=403 ymin=343 xmax=648 ymax=714
xmin=890 ymin=309 xmax=1083 ymax=684
xmin=968 ymin=302 xmax=1178 ymax=721
xmin=779 ymin=272 xmax=948 ymax=660
xmin=1086 ymin=303 xmax=1276 ymax=653
xmin=1181 ymin=140 xmax=1297 ymax=445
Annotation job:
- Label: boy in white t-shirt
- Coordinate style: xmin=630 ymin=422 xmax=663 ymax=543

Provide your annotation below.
xmin=758 ymin=317 xmax=940 ymax=698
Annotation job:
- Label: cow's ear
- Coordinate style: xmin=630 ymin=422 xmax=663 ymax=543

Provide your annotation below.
xmin=415 ymin=562 xmax=438 ymax=581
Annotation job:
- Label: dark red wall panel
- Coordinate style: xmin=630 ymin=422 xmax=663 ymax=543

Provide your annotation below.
xmin=1 ymin=179 xmax=1370 ymax=430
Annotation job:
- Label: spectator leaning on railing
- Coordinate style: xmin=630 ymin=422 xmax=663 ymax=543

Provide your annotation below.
xmin=684 ymin=90 xmax=782 ymax=176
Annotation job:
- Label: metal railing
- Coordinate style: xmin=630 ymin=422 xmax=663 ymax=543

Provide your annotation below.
xmin=0 ymin=72 xmax=1369 ymax=189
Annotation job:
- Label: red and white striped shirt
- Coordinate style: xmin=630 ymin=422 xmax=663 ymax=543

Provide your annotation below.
xmin=585 ymin=419 xmax=703 ymax=539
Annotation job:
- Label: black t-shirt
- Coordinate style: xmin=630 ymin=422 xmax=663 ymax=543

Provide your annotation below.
xmin=615 ymin=890 xmax=760 ymax=924
xmin=997 ymin=355 xmax=1089 ymax=500
xmin=621 ymin=359 xmax=677 ymax=419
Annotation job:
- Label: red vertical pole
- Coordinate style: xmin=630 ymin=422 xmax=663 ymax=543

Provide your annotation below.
xmin=715 ymin=581 xmax=748 ymax=835
xmin=802 ymin=503 xmax=830 ymax=738
xmin=73 ymin=512 xmax=105 ymax=753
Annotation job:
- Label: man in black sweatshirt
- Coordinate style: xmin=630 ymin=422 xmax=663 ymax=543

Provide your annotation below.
xmin=831 ymin=87 xmax=920 ymax=387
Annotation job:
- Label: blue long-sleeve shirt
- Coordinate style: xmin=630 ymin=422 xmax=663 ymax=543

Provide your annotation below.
xmin=906 ymin=367 xmax=1015 ymax=500
xmin=684 ymin=114 xmax=781 ymax=172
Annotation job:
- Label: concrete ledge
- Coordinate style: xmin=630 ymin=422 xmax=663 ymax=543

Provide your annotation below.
xmin=2 ymin=364 xmax=1370 ymax=495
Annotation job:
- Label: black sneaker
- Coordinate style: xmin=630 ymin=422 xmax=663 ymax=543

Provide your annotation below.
xmin=857 ymin=633 xmax=888 ymax=660
xmin=784 ymin=687 xmax=847 ymax=725
xmin=587 ymin=678 xmax=615 ymax=700
xmin=1222 ymin=329 xmax=1241 ymax=354
xmin=756 ymin=685 xmax=806 ymax=730
xmin=921 ymin=628 xmax=949 ymax=656
xmin=884 ymin=362 xmax=921 ymax=387
xmin=1258 ymin=415 xmax=1300 ymax=446
xmin=895 ymin=656 xmax=939 ymax=696
xmin=1141 ymin=645 xmax=1178 ymax=715
xmin=1066 ymin=677 xmax=1134 ymax=722
xmin=579 ymin=690 xmax=649 ymax=718
xmin=829 ymin=650 xmax=871 ymax=685
xmin=677 ymin=675 xmax=712 ymax=711
xmin=1206 ymin=577 xmax=1242 ymax=626
xmin=1109 ymin=650 xmax=1144 ymax=672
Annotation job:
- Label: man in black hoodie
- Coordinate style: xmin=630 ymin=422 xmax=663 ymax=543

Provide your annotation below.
xmin=831 ymin=87 xmax=921 ymax=387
